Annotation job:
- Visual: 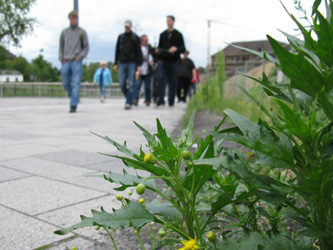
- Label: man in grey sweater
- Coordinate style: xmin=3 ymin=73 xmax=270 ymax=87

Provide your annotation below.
xmin=59 ymin=10 xmax=89 ymax=113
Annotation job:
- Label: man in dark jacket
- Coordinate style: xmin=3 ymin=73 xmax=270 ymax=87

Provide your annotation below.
xmin=155 ymin=15 xmax=185 ymax=106
xmin=177 ymin=50 xmax=196 ymax=103
xmin=114 ymin=20 xmax=143 ymax=110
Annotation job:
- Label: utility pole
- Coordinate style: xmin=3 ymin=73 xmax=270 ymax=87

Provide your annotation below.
xmin=74 ymin=0 xmax=78 ymax=11
xmin=207 ymin=20 xmax=211 ymax=71
xmin=74 ymin=0 xmax=79 ymax=23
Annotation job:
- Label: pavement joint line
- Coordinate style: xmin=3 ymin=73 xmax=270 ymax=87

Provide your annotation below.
xmin=0 ymin=203 xmax=100 ymax=249
xmin=0 ymin=164 xmax=115 ymax=195
xmin=33 ymin=193 xmax=112 ymax=217
xmin=0 ymin=174 xmax=33 ymax=184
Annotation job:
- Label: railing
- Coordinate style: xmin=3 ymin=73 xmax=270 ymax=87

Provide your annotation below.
xmin=0 ymin=82 xmax=122 ymax=98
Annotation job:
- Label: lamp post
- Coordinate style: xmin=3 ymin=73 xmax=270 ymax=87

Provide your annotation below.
xmin=74 ymin=0 xmax=78 ymax=11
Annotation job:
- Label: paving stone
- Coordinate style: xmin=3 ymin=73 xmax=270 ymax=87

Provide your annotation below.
xmin=0 ymin=176 xmax=106 ymax=215
xmin=0 ymin=205 xmax=71 ymax=250
xmin=0 ymin=143 xmax=60 ymax=156
xmin=0 ymin=150 xmax=25 ymax=161
xmin=38 ymin=196 xmax=122 ymax=241
xmin=0 ymin=132 xmax=46 ymax=141
xmin=0 ymin=165 xmax=31 ymax=183
xmin=33 ymin=149 xmax=113 ymax=167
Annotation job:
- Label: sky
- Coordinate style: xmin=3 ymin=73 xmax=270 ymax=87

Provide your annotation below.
xmin=8 ymin=0 xmax=318 ymax=69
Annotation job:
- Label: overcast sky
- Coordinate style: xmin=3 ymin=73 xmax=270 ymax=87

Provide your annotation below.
xmin=8 ymin=0 xmax=317 ymax=69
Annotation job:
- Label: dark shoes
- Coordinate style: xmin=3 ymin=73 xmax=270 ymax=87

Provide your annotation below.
xmin=133 ymin=99 xmax=138 ymax=106
xmin=69 ymin=106 xmax=77 ymax=113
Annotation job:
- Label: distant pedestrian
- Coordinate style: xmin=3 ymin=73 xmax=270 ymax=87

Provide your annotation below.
xmin=114 ymin=20 xmax=143 ymax=110
xmin=177 ymin=50 xmax=196 ymax=103
xmin=133 ymin=35 xmax=155 ymax=106
xmin=189 ymin=68 xmax=200 ymax=98
xmin=59 ymin=10 xmax=89 ymax=113
xmin=93 ymin=61 xmax=112 ymax=103
xmin=155 ymin=15 xmax=185 ymax=106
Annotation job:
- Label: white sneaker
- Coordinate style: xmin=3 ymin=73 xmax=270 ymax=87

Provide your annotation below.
xmin=125 ymin=103 xmax=131 ymax=110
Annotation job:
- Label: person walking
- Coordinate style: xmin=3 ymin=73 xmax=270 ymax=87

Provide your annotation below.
xmin=59 ymin=10 xmax=89 ymax=113
xmin=155 ymin=15 xmax=185 ymax=106
xmin=177 ymin=50 xmax=196 ymax=103
xmin=133 ymin=35 xmax=155 ymax=106
xmin=114 ymin=20 xmax=143 ymax=110
xmin=93 ymin=61 xmax=112 ymax=103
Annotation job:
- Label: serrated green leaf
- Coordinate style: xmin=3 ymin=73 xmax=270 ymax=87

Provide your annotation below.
xmin=275 ymin=99 xmax=311 ymax=141
xmin=319 ymin=88 xmax=333 ymax=121
xmin=314 ymin=11 xmax=333 ymax=67
xmin=91 ymin=132 xmax=139 ymax=160
xmin=154 ymin=118 xmax=178 ymax=170
xmin=229 ymin=43 xmax=279 ymax=65
xmin=268 ymin=35 xmax=324 ymax=97
xmin=217 ymin=232 xmax=299 ymax=250
xmin=102 ymin=169 xmax=156 ymax=191
xmin=101 ymin=153 xmax=169 ymax=177
xmin=194 ymin=116 xmax=226 ymax=159
xmin=178 ymin=110 xmax=194 ymax=148
xmin=133 ymin=121 xmax=158 ymax=149
xmin=54 ymin=200 xmax=155 ymax=235
xmin=146 ymin=201 xmax=180 ymax=222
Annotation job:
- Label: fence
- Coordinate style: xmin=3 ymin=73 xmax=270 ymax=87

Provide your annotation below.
xmin=0 ymin=82 xmax=122 ymax=98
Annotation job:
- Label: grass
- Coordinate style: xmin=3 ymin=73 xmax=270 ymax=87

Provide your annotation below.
xmin=183 ymin=52 xmax=277 ymax=125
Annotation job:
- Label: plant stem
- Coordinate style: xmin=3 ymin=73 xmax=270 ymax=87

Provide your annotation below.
xmin=150 ymin=224 xmax=156 ymax=249
xmin=136 ymin=228 xmax=146 ymax=250
xmin=103 ymin=227 xmax=118 ymax=250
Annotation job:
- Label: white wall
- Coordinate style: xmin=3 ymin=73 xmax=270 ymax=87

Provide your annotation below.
xmin=0 ymin=74 xmax=23 ymax=82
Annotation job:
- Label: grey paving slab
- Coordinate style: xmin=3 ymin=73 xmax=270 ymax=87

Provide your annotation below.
xmin=38 ymin=196 xmax=122 ymax=241
xmin=0 ymin=165 xmax=31 ymax=183
xmin=32 ymin=149 xmax=113 ymax=167
xmin=0 ymin=143 xmax=60 ymax=156
xmin=0 ymin=132 xmax=47 ymax=141
xmin=32 ymin=136 xmax=79 ymax=147
xmin=0 ymin=205 xmax=71 ymax=250
xmin=0 ymin=176 xmax=106 ymax=215
xmin=0 ymin=150 xmax=25 ymax=161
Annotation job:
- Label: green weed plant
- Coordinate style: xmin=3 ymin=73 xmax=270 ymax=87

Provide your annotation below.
xmin=55 ymin=0 xmax=332 ymax=249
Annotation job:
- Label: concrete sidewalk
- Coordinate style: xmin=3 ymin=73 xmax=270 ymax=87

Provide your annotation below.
xmin=0 ymin=97 xmax=186 ymax=249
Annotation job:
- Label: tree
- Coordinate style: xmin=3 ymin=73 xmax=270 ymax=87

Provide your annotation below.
xmin=13 ymin=56 xmax=30 ymax=81
xmin=0 ymin=0 xmax=37 ymax=46
xmin=198 ymin=67 xmax=205 ymax=74
xmin=0 ymin=45 xmax=13 ymax=70
xmin=30 ymin=50 xmax=60 ymax=82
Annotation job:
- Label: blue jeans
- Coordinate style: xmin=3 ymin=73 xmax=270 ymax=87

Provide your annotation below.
xmin=99 ymin=82 xmax=106 ymax=98
xmin=135 ymin=75 xmax=152 ymax=102
xmin=119 ymin=62 xmax=136 ymax=105
xmin=157 ymin=60 xmax=179 ymax=105
xmin=61 ymin=60 xmax=82 ymax=107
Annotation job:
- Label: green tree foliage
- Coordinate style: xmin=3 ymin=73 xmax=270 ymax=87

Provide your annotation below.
xmin=13 ymin=56 xmax=30 ymax=81
xmin=0 ymin=0 xmax=37 ymax=46
xmin=0 ymin=45 xmax=14 ymax=70
xmin=30 ymin=50 xmax=60 ymax=82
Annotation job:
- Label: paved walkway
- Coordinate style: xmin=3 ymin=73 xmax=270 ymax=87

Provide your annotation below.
xmin=0 ymin=97 xmax=186 ymax=250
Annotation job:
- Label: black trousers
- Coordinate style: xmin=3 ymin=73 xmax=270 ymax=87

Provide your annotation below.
xmin=177 ymin=77 xmax=192 ymax=102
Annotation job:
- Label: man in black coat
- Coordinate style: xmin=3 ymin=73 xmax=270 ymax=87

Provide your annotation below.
xmin=155 ymin=15 xmax=185 ymax=106
xmin=114 ymin=20 xmax=143 ymax=110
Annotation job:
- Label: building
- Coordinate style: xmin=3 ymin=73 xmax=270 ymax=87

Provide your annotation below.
xmin=0 ymin=70 xmax=24 ymax=83
xmin=211 ymin=40 xmax=290 ymax=77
